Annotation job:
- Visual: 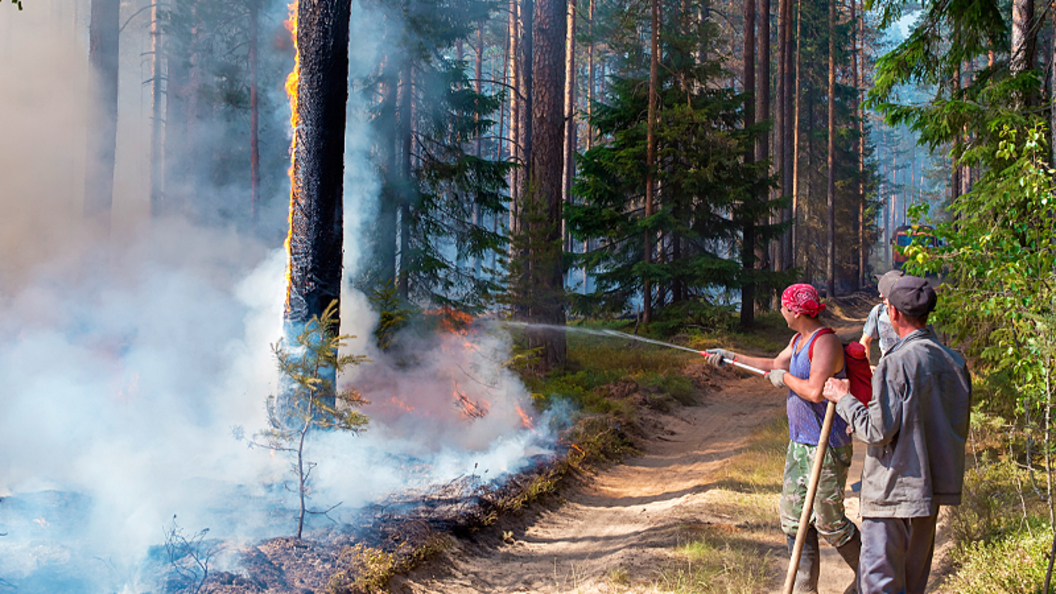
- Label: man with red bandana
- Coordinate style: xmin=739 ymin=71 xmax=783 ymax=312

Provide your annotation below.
xmin=705 ymin=283 xmax=861 ymax=594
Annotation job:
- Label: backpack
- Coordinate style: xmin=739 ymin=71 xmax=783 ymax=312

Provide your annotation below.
xmin=808 ymin=328 xmax=873 ymax=406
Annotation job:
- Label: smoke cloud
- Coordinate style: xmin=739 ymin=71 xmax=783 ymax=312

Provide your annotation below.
xmin=0 ymin=2 xmax=547 ymax=592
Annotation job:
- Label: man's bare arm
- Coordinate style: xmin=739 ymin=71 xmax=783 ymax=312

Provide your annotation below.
xmin=784 ymin=333 xmax=843 ymax=403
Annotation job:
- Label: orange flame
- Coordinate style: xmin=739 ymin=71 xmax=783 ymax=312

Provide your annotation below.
xmin=390 ymin=395 xmax=416 ymax=413
xmin=425 ymin=307 xmax=475 ymax=336
xmin=454 ymin=383 xmax=489 ymax=419
xmin=283 ymin=1 xmax=300 ymax=312
xmin=515 ymin=405 xmax=536 ymax=431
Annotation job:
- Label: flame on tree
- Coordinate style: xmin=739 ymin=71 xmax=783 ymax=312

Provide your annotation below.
xmin=282 ymin=0 xmax=353 ymax=410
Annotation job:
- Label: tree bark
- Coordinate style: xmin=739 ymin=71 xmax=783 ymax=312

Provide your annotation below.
xmin=643 ymin=0 xmax=660 ymax=325
xmin=398 ymin=55 xmax=413 ymax=299
xmin=741 ymin=0 xmax=756 ymax=328
xmin=776 ymin=0 xmax=794 ymax=272
xmin=586 ymin=0 xmax=595 ymax=151
xmin=791 ymin=0 xmax=801 ymax=268
xmin=562 ymin=0 xmax=576 ymax=256
xmin=508 ymin=0 xmax=520 ymax=244
xmin=1011 ymin=0 xmax=1035 ymax=76
xmin=827 ymin=0 xmax=836 ymax=297
xmin=377 ymin=54 xmax=399 ymax=286
xmin=85 ymin=0 xmax=120 ymax=237
xmin=526 ymin=0 xmax=567 ymax=370
xmin=284 ymin=0 xmax=353 ymax=332
xmin=149 ymin=0 xmax=165 ymax=216
xmin=756 ymin=0 xmax=770 ymax=166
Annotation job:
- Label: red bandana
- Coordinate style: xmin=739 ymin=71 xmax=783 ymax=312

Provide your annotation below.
xmin=781 ymin=283 xmax=826 ymax=317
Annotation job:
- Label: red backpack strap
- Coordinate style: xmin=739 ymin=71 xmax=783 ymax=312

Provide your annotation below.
xmin=807 ymin=327 xmax=837 ymax=361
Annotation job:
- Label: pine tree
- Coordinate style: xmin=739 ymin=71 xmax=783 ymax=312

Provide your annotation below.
xmin=362 ymin=0 xmax=512 ymax=312
xmin=567 ymin=6 xmax=782 ymax=317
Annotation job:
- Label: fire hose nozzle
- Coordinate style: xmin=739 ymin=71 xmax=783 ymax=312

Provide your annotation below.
xmin=701 ymin=349 xmax=767 ymax=377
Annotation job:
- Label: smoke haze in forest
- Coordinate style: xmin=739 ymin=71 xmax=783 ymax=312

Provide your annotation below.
xmin=0 ymin=3 xmax=546 ymax=591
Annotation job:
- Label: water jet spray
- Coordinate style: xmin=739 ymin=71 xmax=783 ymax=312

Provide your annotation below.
xmin=500 ymin=323 xmax=767 ymax=376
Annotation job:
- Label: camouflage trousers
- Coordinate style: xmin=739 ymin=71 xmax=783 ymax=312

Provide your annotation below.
xmin=779 ymin=440 xmax=856 ymax=548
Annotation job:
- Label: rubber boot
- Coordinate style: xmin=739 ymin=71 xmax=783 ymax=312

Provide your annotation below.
xmin=786 ymin=526 xmax=820 ymax=594
xmin=835 ymin=525 xmax=862 ymax=594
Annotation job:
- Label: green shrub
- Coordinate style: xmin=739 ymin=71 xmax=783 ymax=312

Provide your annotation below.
xmin=948 ymin=530 xmax=1052 ymax=594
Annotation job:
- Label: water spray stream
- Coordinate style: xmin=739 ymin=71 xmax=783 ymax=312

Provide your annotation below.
xmin=499 ymin=322 xmax=767 ymax=375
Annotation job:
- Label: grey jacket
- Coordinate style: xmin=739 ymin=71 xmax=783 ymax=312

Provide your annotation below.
xmin=836 ymin=327 xmax=972 ymax=518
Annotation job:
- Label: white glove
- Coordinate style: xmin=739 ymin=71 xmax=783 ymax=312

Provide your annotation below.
xmin=704 ymin=348 xmax=736 ymax=368
xmin=765 ymin=369 xmax=787 ymax=389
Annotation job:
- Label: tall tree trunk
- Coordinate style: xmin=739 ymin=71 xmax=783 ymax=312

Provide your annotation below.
xmin=855 ymin=0 xmax=865 ymax=288
xmin=516 ymin=0 xmax=535 ymax=211
xmin=285 ymin=0 xmax=353 ymax=333
xmin=249 ymin=0 xmax=261 ymax=227
xmin=377 ymin=54 xmax=399 ymax=286
xmin=741 ymin=0 xmax=756 ymax=328
xmin=508 ymin=0 xmax=520 ymax=247
xmin=643 ymin=0 xmax=659 ymax=325
xmin=586 ymin=0 xmax=596 ymax=151
xmin=562 ymin=0 xmax=576 ymax=254
xmin=951 ymin=63 xmax=963 ymax=206
xmin=826 ymin=0 xmax=836 ymax=297
xmin=776 ymin=0 xmax=794 ymax=271
xmin=756 ymin=0 xmax=770 ymax=166
xmin=511 ymin=0 xmax=535 ymax=319
xmin=398 ymin=56 xmax=413 ymax=299
xmin=1011 ymin=0 xmax=1036 ymax=76
xmin=85 ymin=0 xmax=120 ymax=237
xmin=1051 ymin=11 xmax=1056 ymax=164
xmin=149 ymin=0 xmax=165 ymax=216
xmin=472 ymin=21 xmax=485 ymax=276
xmin=526 ymin=0 xmax=567 ymax=370
xmin=791 ymin=0 xmax=801 ymax=268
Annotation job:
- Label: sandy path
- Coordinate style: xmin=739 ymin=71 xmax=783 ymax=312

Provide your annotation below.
xmin=391 ymin=370 xmax=870 ymax=594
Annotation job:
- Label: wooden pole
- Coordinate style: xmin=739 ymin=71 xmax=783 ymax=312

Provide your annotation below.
xmin=782 ymin=401 xmax=837 ymax=594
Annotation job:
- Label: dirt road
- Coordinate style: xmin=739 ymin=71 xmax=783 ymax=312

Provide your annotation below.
xmin=392 ymin=369 xmax=868 ymax=594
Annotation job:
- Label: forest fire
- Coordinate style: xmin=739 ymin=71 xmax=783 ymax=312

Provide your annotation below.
xmin=282 ymin=0 xmax=299 ymax=311
xmin=0 ymin=2 xmax=569 ymax=591
xmin=516 ymin=405 xmax=536 ymax=431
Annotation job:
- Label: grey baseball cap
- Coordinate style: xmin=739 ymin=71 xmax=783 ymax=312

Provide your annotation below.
xmin=887 ymin=275 xmax=937 ymax=318
xmin=876 ymin=269 xmax=904 ymax=298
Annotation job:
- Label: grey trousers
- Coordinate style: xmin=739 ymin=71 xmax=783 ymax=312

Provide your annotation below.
xmin=858 ymin=513 xmax=939 ymax=594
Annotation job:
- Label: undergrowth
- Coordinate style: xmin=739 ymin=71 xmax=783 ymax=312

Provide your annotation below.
xmin=326 ymin=536 xmax=448 ymax=594
xmin=938 ymin=410 xmax=1056 ymax=593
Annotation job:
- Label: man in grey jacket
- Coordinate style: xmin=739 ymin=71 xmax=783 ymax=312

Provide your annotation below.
xmin=822 ymin=275 xmax=971 ymax=594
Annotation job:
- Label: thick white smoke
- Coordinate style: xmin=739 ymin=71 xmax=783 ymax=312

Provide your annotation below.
xmin=0 ymin=2 xmax=548 ymax=592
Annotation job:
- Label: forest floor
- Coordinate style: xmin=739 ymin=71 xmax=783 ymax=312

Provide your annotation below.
xmin=388 ymin=298 xmax=958 ymax=594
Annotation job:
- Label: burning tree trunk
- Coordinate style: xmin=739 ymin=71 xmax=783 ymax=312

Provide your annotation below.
xmin=283 ymin=0 xmax=353 ymax=392
xmin=84 ymin=0 xmax=120 ymax=236
xmin=524 ymin=0 xmax=567 ymax=370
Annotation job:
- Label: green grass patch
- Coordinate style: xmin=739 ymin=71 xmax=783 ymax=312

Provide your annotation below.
xmin=713 ymin=415 xmax=788 ymax=494
xmin=653 ymin=526 xmax=774 ymax=593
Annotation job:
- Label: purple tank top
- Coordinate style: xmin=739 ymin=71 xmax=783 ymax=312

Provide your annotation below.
xmin=787 ymin=329 xmax=851 ymax=448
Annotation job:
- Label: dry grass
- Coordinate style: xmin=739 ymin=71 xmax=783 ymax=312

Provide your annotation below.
xmin=642 ymin=416 xmax=789 ymax=594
